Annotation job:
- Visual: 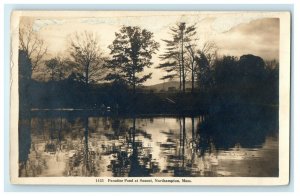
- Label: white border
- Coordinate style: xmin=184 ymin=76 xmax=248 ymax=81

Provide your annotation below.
xmin=8 ymin=10 xmax=291 ymax=186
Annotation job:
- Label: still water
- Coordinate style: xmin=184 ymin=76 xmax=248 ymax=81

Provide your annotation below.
xmin=19 ymin=114 xmax=278 ymax=177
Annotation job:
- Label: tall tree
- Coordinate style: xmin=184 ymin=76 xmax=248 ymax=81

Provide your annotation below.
xmin=185 ymin=43 xmax=197 ymax=92
xmin=106 ymin=26 xmax=159 ymax=93
xmin=68 ymin=31 xmax=106 ymax=85
xmin=158 ymin=22 xmax=197 ymax=92
xmin=19 ymin=50 xmax=33 ymax=116
xmin=19 ymin=24 xmax=48 ymax=75
xmin=157 ymin=39 xmax=182 ymax=89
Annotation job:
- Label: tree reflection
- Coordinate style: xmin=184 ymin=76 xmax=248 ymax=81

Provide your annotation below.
xmin=197 ymin=106 xmax=278 ymax=151
xmin=159 ymin=117 xmax=200 ymax=177
xmin=84 ymin=117 xmax=97 ymax=176
xmin=18 ymin=118 xmax=32 ymax=176
xmin=19 ymin=116 xmax=66 ymax=177
xmin=107 ymin=116 xmax=159 ymax=177
xmin=174 ymin=117 xmax=190 ymax=176
xmin=67 ymin=116 xmax=98 ymax=176
xmin=19 ymin=109 xmax=278 ymax=177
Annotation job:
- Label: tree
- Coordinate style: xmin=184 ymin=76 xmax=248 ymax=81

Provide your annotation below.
xmin=200 ymin=42 xmax=218 ymax=65
xmin=213 ymin=56 xmax=239 ymax=93
xmin=45 ymin=57 xmax=69 ymax=81
xmin=157 ymin=39 xmax=182 ymax=88
xmin=265 ymin=59 xmax=279 ymax=104
xmin=106 ymin=26 xmax=159 ymax=93
xmin=19 ymin=50 xmax=33 ymax=116
xmin=68 ymin=31 xmax=106 ymax=85
xmin=211 ymin=54 xmax=270 ymax=104
xmin=196 ymin=52 xmax=214 ymax=91
xmin=19 ymin=24 xmax=48 ymax=74
xmin=18 ymin=23 xmax=47 ymax=117
xmin=158 ymin=22 xmax=197 ymax=92
xmin=237 ymin=54 xmax=267 ymax=100
xmin=195 ymin=41 xmax=218 ymax=91
xmin=185 ymin=43 xmax=197 ymax=92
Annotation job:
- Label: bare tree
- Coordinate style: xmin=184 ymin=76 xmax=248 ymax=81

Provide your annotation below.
xmin=19 ymin=24 xmax=48 ymax=73
xmin=187 ymin=41 xmax=218 ymax=91
xmin=200 ymin=41 xmax=218 ymax=65
xmin=68 ymin=31 xmax=106 ymax=85
xmin=196 ymin=41 xmax=218 ymax=91
xmin=185 ymin=42 xmax=197 ymax=92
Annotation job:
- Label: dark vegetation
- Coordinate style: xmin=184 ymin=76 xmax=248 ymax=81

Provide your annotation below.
xmin=18 ymin=23 xmax=279 ymax=117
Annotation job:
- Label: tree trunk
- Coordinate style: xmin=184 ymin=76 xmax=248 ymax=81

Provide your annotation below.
xmin=191 ymin=62 xmax=194 ymax=93
xmin=133 ymin=63 xmax=136 ymax=94
xmin=179 ymin=60 xmax=182 ymax=91
xmin=182 ymin=117 xmax=186 ymax=167
xmin=51 ymin=69 xmax=54 ymax=81
xmin=84 ymin=117 xmax=90 ymax=173
xmin=181 ymin=31 xmax=185 ymax=93
xmin=85 ymin=63 xmax=89 ymax=85
xmin=133 ymin=80 xmax=136 ymax=93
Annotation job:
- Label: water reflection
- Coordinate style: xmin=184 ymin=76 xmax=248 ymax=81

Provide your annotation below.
xmin=19 ymin=109 xmax=278 ymax=177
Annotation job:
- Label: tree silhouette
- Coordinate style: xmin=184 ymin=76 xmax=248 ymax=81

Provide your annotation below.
xmin=158 ymin=22 xmax=197 ymax=92
xmin=45 ymin=57 xmax=69 ymax=81
xmin=212 ymin=55 xmax=239 ymax=96
xmin=196 ymin=51 xmax=215 ymax=91
xmin=185 ymin=44 xmax=197 ymax=92
xmin=19 ymin=24 xmax=48 ymax=75
xmin=68 ymin=31 xmax=107 ymax=85
xmin=18 ymin=49 xmax=34 ymax=118
xmin=207 ymin=54 xmax=273 ymax=106
xmin=237 ymin=54 xmax=268 ymax=102
xmin=195 ymin=41 xmax=218 ymax=90
xmin=265 ymin=59 xmax=279 ymax=103
xmin=106 ymin=26 xmax=159 ymax=93
xmin=157 ymin=39 xmax=181 ymax=88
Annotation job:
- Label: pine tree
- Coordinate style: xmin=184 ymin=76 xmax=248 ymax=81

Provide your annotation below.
xmin=158 ymin=22 xmax=197 ymax=92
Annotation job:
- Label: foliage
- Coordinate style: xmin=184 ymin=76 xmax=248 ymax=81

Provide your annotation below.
xmin=106 ymin=26 xmax=159 ymax=92
xmin=206 ymin=54 xmax=278 ymax=106
xmin=158 ymin=22 xmax=197 ymax=92
xmin=45 ymin=57 xmax=70 ymax=81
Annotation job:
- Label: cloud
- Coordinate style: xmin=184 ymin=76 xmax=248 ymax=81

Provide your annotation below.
xmin=30 ymin=14 xmax=280 ymax=85
xmin=33 ymin=19 xmax=66 ymax=31
xmin=211 ymin=15 xmax=263 ymax=33
xmin=214 ymin=18 xmax=279 ymax=60
xmin=78 ymin=14 xmax=209 ymax=34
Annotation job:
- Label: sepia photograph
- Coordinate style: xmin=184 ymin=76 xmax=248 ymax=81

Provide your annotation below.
xmin=9 ymin=11 xmax=290 ymax=185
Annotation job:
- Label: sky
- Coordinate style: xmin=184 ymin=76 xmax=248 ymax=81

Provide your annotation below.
xmin=21 ymin=12 xmax=279 ymax=85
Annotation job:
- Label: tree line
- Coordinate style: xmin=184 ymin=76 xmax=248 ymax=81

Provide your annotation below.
xmin=18 ymin=22 xmax=279 ymax=113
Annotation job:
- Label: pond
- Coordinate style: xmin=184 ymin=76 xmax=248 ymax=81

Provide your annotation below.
xmin=18 ymin=112 xmax=278 ymax=177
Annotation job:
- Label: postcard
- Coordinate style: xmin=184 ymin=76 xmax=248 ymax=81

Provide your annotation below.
xmin=10 ymin=11 xmax=290 ymax=185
